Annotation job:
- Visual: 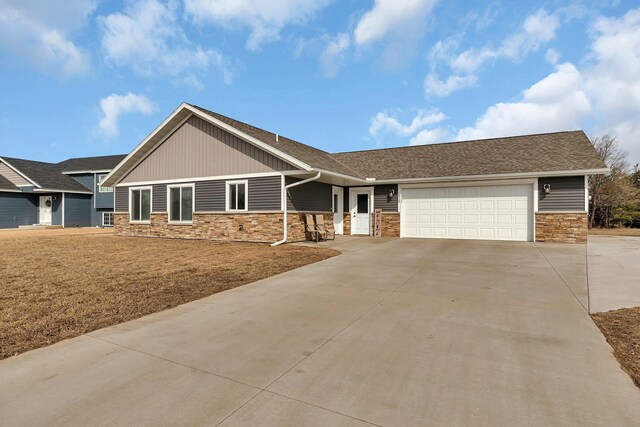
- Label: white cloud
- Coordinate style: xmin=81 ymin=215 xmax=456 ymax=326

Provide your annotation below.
xmin=451 ymin=9 xmax=560 ymax=74
xmin=426 ymin=9 xmax=560 ymax=98
xmin=320 ymin=33 xmax=350 ymax=78
xmin=0 ymin=0 xmax=95 ymax=76
xmin=410 ymin=128 xmax=450 ymax=145
xmin=184 ymin=0 xmax=332 ymax=51
xmin=353 ymin=0 xmax=437 ymax=45
xmin=98 ymin=93 xmax=156 ymax=137
xmin=424 ymin=73 xmax=477 ymax=97
xmin=456 ymin=62 xmax=591 ymax=141
xmin=370 ymin=109 xmax=446 ymax=141
xmin=99 ymin=0 xmax=233 ymax=84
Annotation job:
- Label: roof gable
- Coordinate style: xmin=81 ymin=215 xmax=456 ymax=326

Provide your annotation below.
xmin=119 ymin=115 xmax=298 ymax=184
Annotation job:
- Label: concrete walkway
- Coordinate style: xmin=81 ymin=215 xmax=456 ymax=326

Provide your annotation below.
xmin=1 ymin=238 xmax=639 ymax=426
xmin=588 ymin=235 xmax=640 ymax=313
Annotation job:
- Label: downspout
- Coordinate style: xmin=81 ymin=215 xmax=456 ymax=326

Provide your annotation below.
xmin=271 ymin=172 xmax=321 ymax=246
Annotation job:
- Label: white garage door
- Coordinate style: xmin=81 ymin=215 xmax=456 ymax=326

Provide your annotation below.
xmin=401 ymin=184 xmax=532 ymax=241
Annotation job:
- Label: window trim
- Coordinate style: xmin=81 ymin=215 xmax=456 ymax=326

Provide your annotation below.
xmin=129 ymin=186 xmax=152 ymax=224
xmin=167 ymin=183 xmax=195 ymax=224
xmin=97 ymin=173 xmax=113 ymax=193
xmin=102 ymin=211 xmax=114 ymax=227
xmin=225 ymin=180 xmax=249 ymax=212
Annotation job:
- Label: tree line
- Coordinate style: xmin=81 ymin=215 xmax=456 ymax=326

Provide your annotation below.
xmin=589 ymin=135 xmax=640 ymax=229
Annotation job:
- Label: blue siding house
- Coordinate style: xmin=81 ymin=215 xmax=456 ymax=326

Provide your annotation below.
xmin=0 ymin=155 xmax=125 ymax=229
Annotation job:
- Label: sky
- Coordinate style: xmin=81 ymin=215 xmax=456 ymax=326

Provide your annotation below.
xmin=0 ymin=0 xmax=639 ymax=166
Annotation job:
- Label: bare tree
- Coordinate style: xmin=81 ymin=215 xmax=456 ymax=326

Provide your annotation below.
xmin=589 ymin=135 xmax=639 ymax=228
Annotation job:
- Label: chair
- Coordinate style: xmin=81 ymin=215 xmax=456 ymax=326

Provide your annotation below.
xmin=314 ymin=214 xmax=335 ymax=241
xmin=305 ymin=214 xmax=320 ymax=242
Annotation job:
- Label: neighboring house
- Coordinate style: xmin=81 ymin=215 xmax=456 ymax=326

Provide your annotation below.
xmin=102 ymin=103 xmax=607 ymax=244
xmin=0 ymin=155 xmax=126 ymax=229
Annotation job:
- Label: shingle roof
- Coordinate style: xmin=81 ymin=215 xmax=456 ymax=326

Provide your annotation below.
xmin=331 ymin=131 xmax=606 ymax=180
xmin=1 ymin=157 xmax=91 ymax=192
xmin=190 ymin=105 xmax=362 ymax=177
xmin=58 ymin=154 xmax=127 ymax=172
xmin=0 ymin=174 xmax=18 ymax=191
xmin=190 ymin=105 xmax=605 ymax=180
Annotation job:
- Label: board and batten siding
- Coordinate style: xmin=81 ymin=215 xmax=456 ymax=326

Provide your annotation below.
xmin=0 ymin=193 xmax=37 ymax=228
xmin=120 ymin=115 xmax=297 ymax=184
xmin=286 ymin=177 xmax=332 ymax=212
xmin=538 ymin=176 xmax=585 ymax=212
xmin=0 ymin=162 xmax=31 ymax=187
xmin=116 ymin=176 xmax=283 ymax=213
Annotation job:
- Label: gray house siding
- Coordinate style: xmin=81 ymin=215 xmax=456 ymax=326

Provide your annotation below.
xmin=195 ymin=180 xmax=225 ymax=212
xmin=94 ymin=174 xmax=114 ymax=209
xmin=374 ymin=185 xmax=398 ymax=212
xmin=152 ymin=184 xmax=167 ymax=212
xmin=538 ymin=176 xmax=585 ymax=212
xmin=0 ymin=192 xmax=37 ymax=228
xmin=64 ymin=194 xmax=92 ymax=227
xmin=117 ymin=175 xmax=284 ymax=213
xmin=52 ymin=195 xmax=63 ymax=226
xmin=68 ymin=172 xmax=116 ymax=226
xmin=286 ymin=177 xmax=332 ymax=212
xmin=249 ymin=176 xmax=281 ymax=211
xmin=115 ymin=187 xmax=128 ymax=212
xmin=120 ymin=115 xmax=297 ymax=184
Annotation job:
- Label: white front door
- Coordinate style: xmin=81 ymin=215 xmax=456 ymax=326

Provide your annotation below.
xmin=39 ymin=196 xmax=52 ymax=225
xmin=350 ymin=188 xmax=372 ymax=235
xmin=332 ymin=186 xmax=344 ymax=235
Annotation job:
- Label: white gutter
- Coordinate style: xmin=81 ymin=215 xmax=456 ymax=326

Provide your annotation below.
xmin=271 ymin=172 xmax=321 ymax=247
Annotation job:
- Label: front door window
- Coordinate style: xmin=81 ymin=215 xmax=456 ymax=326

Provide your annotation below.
xmin=357 ymin=194 xmax=369 ymax=214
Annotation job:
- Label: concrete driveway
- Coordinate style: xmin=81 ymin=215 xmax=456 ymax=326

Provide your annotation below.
xmin=1 ymin=238 xmax=639 ymax=426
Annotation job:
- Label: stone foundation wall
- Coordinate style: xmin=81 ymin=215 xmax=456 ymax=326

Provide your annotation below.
xmin=114 ymin=211 xmax=334 ymax=243
xmin=377 ymin=212 xmax=400 ymax=237
xmin=343 ymin=213 xmax=351 ymax=235
xmin=535 ymin=212 xmax=588 ymax=243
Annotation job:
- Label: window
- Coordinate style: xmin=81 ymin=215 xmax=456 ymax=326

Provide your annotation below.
xmin=333 ymin=194 xmax=339 ymax=214
xmin=102 ymin=212 xmax=114 ymax=227
xmin=130 ymin=187 xmax=151 ymax=222
xmin=97 ymin=174 xmax=113 ymax=192
xmin=357 ymin=193 xmax=369 ymax=214
xmin=168 ymin=184 xmax=194 ymax=223
xmin=226 ymin=180 xmax=247 ymax=211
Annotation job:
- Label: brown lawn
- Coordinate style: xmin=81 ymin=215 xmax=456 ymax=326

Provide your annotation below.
xmin=592 ymin=307 xmax=640 ymax=388
xmin=589 ymin=228 xmax=640 ymax=237
xmin=0 ymin=233 xmax=339 ymax=360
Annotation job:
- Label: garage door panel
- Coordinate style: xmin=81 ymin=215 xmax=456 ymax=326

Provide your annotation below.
xmin=401 ymin=184 xmax=532 ymax=242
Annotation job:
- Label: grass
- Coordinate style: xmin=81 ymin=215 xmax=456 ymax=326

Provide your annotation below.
xmin=589 ymin=228 xmax=640 ymax=237
xmin=0 ymin=233 xmax=339 ymax=360
xmin=592 ymin=307 xmax=640 ymax=388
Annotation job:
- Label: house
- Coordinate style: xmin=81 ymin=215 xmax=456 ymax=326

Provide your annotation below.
xmin=0 ymin=154 xmax=126 ymax=229
xmin=102 ymin=103 xmax=607 ymax=244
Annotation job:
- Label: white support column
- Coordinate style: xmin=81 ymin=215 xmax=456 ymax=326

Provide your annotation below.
xmin=584 ymin=175 xmax=589 ymax=212
xmin=61 ymin=193 xmax=65 ymax=228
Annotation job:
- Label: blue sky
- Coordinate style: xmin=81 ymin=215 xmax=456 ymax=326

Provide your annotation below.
xmin=0 ymin=0 xmax=639 ymax=165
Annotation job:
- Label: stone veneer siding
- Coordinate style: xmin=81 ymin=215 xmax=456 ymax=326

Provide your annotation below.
xmin=114 ymin=211 xmax=334 ymax=243
xmin=535 ymin=212 xmax=588 ymax=243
